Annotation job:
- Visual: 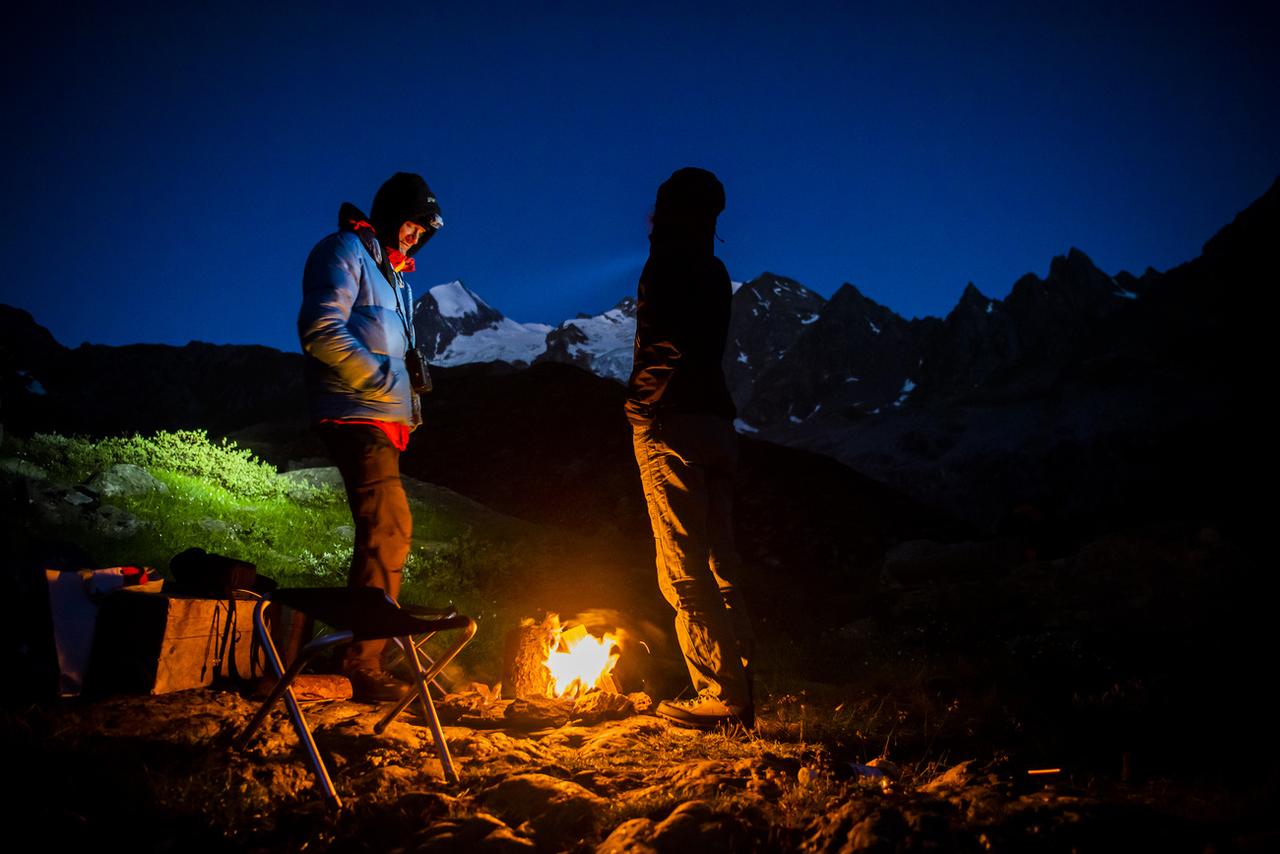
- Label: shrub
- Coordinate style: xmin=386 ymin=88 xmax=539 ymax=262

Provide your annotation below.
xmin=22 ymin=430 xmax=296 ymax=500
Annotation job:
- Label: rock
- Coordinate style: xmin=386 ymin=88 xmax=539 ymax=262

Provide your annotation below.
xmin=579 ymin=716 xmax=667 ymax=756
xmin=280 ymin=466 xmax=342 ymax=500
xmin=200 ymin=517 xmax=233 ymax=534
xmin=254 ymin=674 xmax=351 ymax=702
xmin=597 ymin=818 xmax=660 ymax=853
xmin=572 ymin=691 xmax=635 ymax=725
xmin=438 ymin=688 xmax=511 ymax=727
xmin=504 ymin=696 xmax=573 ymax=729
xmin=28 ymin=480 xmax=90 ymax=526
xmin=349 ymin=763 xmax=437 ymax=801
xmin=285 ymin=456 xmax=331 ymax=472
xmin=481 ymin=772 xmax=606 ymax=840
xmin=648 ymin=801 xmax=749 ymax=853
xmin=867 ymin=757 xmax=901 ymax=779
xmin=921 ymin=759 xmax=977 ymax=792
xmin=0 ymin=457 xmax=48 ymax=480
xmin=626 ymin=691 xmax=654 ymax=713
xmin=806 ymin=802 xmax=910 ymax=853
xmin=330 ymin=524 xmax=355 ymax=541
xmin=93 ymin=504 xmax=143 ymax=538
xmin=87 ymin=463 xmax=169 ymax=498
xmin=410 ymin=812 xmax=536 ymax=852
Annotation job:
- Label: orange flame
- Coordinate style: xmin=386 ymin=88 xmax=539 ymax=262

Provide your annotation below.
xmin=543 ymin=617 xmax=621 ymax=698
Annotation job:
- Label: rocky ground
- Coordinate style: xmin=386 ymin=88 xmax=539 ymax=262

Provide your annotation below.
xmin=4 ymin=686 xmax=1245 ymax=853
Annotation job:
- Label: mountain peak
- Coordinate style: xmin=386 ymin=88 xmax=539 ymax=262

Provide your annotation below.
xmin=611 ymin=296 xmax=637 ymax=318
xmin=429 ymin=280 xmax=495 ymax=320
xmin=1052 ymin=247 xmax=1103 ymax=276
xmin=953 ymin=282 xmax=994 ymax=317
xmin=829 ymin=282 xmax=896 ymax=317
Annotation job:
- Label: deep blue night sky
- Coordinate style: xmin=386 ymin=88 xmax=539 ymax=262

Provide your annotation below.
xmin=2 ymin=1 xmax=1276 ymax=352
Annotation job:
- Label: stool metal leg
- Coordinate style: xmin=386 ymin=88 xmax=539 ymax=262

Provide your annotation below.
xmin=374 ymin=618 xmax=476 ymax=735
xmin=235 ymin=598 xmax=352 ymax=809
xmin=403 ymin=634 xmax=457 ymax=783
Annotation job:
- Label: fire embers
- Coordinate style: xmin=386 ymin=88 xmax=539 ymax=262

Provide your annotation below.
xmin=503 ymin=613 xmax=622 ymax=700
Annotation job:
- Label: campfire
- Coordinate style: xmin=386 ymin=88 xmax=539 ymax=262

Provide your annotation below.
xmin=504 ymin=613 xmax=623 ymax=700
xmin=439 ymin=613 xmax=650 ymax=729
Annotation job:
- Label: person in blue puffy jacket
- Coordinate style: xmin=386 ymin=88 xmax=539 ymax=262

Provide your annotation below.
xmin=297 ymin=172 xmax=442 ymax=701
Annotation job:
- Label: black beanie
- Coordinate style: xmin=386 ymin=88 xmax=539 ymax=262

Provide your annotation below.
xmin=371 ymin=172 xmax=442 ymax=257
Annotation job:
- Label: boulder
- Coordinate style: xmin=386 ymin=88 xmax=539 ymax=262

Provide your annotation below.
xmin=481 ymin=772 xmax=606 ymax=840
xmin=87 ymin=463 xmax=168 ymax=498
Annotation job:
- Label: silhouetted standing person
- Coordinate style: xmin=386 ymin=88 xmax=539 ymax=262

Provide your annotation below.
xmin=626 ymin=167 xmax=754 ymax=729
xmin=297 ymin=172 xmax=442 ymax=701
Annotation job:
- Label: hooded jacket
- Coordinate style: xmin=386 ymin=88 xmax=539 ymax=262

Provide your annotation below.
xmin=297 ymin=202 xmax=421 ymax=427
xmin=625 ymin=168 xmax=736 ymax=425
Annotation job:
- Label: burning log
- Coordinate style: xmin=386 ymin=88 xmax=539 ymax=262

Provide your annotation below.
xmin=503 ymin=615 xmax=558 ymax=699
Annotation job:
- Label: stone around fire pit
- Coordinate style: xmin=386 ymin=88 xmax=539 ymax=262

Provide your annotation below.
xmin=504 ymin=696 xmax=574 ymax=729
xmin=571 ymin=690 xmax=635 ymax=725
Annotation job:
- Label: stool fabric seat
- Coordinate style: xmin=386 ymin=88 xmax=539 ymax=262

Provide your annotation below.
xmin=270 ymin=586 xmax=471 ymax=639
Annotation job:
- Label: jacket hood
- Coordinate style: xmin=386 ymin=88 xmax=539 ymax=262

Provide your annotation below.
xmin=650 ymin=167 xmax=723 ymax=254
xmin=371 ymin=172 xmax=442 ymax=258
xmin=337 ymin=201 xmax=373 ymax=232
xmin=337 ymin=202 xmax=383 ymax=263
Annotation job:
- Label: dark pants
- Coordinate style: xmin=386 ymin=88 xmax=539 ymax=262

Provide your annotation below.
xmin=632 ymin=411 xmax=754 ymax=707
xmin=318 ymin=423 xmax=412 ymax=672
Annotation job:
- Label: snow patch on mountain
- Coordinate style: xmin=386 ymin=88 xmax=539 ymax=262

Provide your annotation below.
xmin=435 ymin=317 xmax=552 ymax=367
xmin=549 ymin=304 xmax=636 ymax=381
xmin=893 ymin=379 xmax=916 ymax=408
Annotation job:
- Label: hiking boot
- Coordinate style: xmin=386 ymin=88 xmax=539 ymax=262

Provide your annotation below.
xmin=345 ymin=667 xmax=408 ymax=703
xmin=656 ymin=695 xmax=753 ymax=731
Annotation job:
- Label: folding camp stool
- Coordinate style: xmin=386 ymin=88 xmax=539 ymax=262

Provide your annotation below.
xmin=234 ymin=587 xmax=476 ymax=808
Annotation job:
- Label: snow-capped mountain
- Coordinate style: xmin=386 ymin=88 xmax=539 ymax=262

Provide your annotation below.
xmin=536 ymin=297 xmax=637 ymax=382
xmin=413 ymin=281 xmax=551 ymax=368
xmin=414 ymin=275 xmax=827 ymax=393
xmin=414 ymin=244 xmax=1191 ymax=437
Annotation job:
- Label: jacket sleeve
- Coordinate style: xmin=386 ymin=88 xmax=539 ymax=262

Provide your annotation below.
xmin=297 ymin=233 xmax=389 ymax=392
xmin=627 ymin=260 xmax=685 ymax=416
